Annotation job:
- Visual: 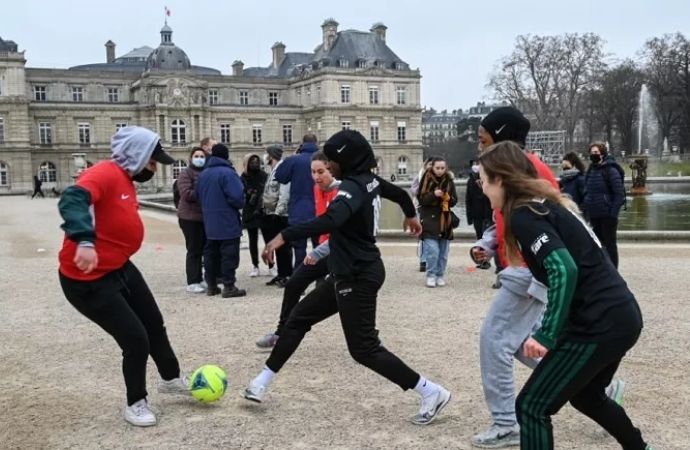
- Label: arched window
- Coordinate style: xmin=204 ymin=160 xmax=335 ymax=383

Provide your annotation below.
xmin=172 ymin=159 xmax=187 ymax=179
xmin=171 ymin=119 xmax=186 ymax=145
xmin=0 ymin=161 xmax=8 ymax=187
xmin=39 ymin=161 xmax=57 ymax=182
xmin=397 ymin=156 xmax=408 ymax=176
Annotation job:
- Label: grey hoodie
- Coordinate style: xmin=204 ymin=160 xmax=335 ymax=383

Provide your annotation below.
xmin=111 ymin=126 xmax=160 ymax=176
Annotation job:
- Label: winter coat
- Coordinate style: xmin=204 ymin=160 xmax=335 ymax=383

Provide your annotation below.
xmin=241 ymin=154 xmax=268 ymax=229
xmin=417 ymin=170 xmax=458 ymax=240
xmin=583 ymin=160 xmax=625 ymax=219
xmin=263 ymin=160 xmax=290 ymax=217
xmin=176 ymin=165 xmax=203 ymax=222
xmin=195 ymin=156 xmax=245 ymax=240
xmin=274 ymin=142 xmax=318 ymax=225
xmin=466 ymin=170 xmax=492 ymax=225
xmin=559 ymin=169 xmax=586 ymax=210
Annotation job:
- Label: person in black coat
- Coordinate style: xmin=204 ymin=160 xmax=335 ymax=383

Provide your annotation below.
xmin=559 ymin=152 xmax=586 ymax=211
xmin=241 ymin=153 xmax=269 ymax=277
xmin=466 ymin=160 xmax=493 ymax=239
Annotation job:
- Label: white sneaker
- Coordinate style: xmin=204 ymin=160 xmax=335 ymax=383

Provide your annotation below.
xmin=186 ymin=283 xmax=205 ymax=294
xmin=124 ymin=399 xmax=156 ymax=427
xmin=412 ymin=386 xmax=451 ymax=425
xmin=472 ymin=423 xmax=520 ymax=448
xmin=426 ymin=277 xmax=436 ymax=288
xmin=241 ymin=382 xmax=267 ymax=403
xmin=249 ymin=266 xmax=260 ymax=277
xmin=436 ymin=278 xmax=446 ymax=287
xmin=200 ymin=281 xmax=208 ymax=289
xmin=158 ymin=375 xmax=191 ymax=396
xmin=268 ymin=266 xmax=278 ymax=277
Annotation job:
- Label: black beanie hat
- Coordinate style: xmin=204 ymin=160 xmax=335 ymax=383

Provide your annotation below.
xmin=266 ymin=145 xmax=283 ymax=161
xmin=480 ymin=106 xmax=531 ymax=147
xmin=323 ymin=130 xmax=377 ymax=175
xmin=211 ymin=143 xmax=229 ymax=160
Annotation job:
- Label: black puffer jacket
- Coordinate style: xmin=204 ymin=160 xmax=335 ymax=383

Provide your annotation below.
xmin=241 ymin=154 xmax=268 ymax=228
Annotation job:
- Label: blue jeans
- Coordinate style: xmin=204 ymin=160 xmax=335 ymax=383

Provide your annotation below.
xmin=423 ymin=238 xmax=449 ymax=278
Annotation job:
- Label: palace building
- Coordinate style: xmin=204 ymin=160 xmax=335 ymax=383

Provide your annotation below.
xmin=0 ymin=19 xmax=422 ymax=193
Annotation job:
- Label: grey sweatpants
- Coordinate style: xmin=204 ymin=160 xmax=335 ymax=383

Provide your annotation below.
xmin=479 ymin=266 xmax=546 ymax=427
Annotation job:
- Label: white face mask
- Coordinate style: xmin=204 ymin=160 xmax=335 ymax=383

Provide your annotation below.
xmin=471 ymin=165 xmax=480 ymax=173
xmin=191 ymin=157 xmax=205 ymax=168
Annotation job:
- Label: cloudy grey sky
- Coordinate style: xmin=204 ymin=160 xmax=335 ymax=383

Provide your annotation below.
xmin=3 ymin=0 xmax=689 ymax=110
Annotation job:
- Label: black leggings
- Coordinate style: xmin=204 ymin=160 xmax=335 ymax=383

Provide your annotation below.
xmin=260 ymin=215 xmax=292 ymax=278
xmin=266 ymin=259 xmax=420 ymax=391
xmin=178 ymin=218 xmax=206 ymax=285
xmin=247 ymin=227 xmax=260 ymax=267
xmin=59 ymin=262 xmax=180 ymax=405
xmin=275 ymin=257 xmax=329 ymax=336
xmin=516 ymin=332 xmax=646 ymax=450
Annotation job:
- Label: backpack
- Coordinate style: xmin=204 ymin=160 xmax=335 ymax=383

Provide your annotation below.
xmin=588 ymin=162 xmax=627 ymax=211
xmin=172 ymin=167 xmax=193 ymax=209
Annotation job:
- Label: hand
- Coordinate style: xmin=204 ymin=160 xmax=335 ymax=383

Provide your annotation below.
xmin=262 ymin=233 xmax=285 ymax=265
xmin=434 ymin=189 xmax=443 ymax=198
xmin=303 ymin=254 xmax=317 ymax=265
xmin=74 ymin=246 xmax=98 ymax=274
xmin=471 ymin=246 xmax=488 ymax=263
xmin=403 ymin=217 xmax=422 ymax=237
xmin=523 ymin=337 xmax=548 ymax=359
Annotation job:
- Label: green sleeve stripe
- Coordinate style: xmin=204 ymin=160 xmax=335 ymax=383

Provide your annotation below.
xmin=533 ymin=248 xmax=578 ymax=348
xmin=58 ymin=185 xmax=95 ymax=243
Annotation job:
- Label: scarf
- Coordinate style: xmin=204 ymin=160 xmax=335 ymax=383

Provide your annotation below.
xmin=420 ymin=169 xmax=453 ymax=233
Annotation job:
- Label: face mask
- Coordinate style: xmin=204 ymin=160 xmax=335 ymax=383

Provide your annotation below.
xmin=471 ymin=165 xmax=480 ymax=173
xmin=263 ymin=155 xmax=270 ymax=165
xmin=191 ymin=157 xmax=205 ymax=168
xmin=589 ymin=154 xmax=602 ymax=164
xmin=562 ymin=164 xmax=572 ymax=171
xmin=132 ymin=168 xmax=154 ymax=183
xmin=249 ymin=161 xmax=260 ymax=171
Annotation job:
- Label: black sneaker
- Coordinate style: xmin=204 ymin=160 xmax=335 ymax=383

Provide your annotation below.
xmin=419 ymin=262 xmax=426 ymax=272
xmin=275 ymin=277 xmax=289 ymax=288
xmin=222 ymin=285 xmax=247 ymax=298
xmin=478 ymin=261 xmax=492 ymax=270
xmin=266 ymin=276 xmax=280 ymax=286
xmin=206 ymin=285 xmax=221 ymax=296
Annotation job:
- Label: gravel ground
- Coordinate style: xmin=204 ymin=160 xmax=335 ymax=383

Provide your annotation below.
xmin=1 ymin=196 xmax=687 ymax=450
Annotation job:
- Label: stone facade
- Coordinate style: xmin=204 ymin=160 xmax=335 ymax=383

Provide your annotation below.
xmin=0 ymin=20 xmax=423 ymax=193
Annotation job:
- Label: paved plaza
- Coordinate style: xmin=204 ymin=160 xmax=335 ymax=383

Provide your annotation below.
xmin=1 ymin=196 xmax=688 ymax=449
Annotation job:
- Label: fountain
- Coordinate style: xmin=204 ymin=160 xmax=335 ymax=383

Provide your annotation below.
xmin=630 ymin=84 xmax=653 ymax=195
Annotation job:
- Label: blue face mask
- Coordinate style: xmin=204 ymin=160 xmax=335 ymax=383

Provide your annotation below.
xmin=191 ymin=157 xmax=205 ymax=168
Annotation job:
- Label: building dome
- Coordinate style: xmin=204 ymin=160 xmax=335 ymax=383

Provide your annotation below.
xmin=145 ymin=24 xmax=191 ymax=71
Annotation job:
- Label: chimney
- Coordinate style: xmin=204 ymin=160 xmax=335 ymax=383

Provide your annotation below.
xmin=370 ymin=23 xmax=387 ymax=43
xmin=232 ymin=60 xmax=244 ymax=76
xmin=321 ymin=18 xmax=339 ymax=52
xmin=105 ymin=40 xmax=116 ymax=63
xmin=271 ymin=42 xmax=286 ymax=69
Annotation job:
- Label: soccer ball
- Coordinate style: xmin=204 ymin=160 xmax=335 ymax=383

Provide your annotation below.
xmin=188 ymin=365 xmax=227 ymax=403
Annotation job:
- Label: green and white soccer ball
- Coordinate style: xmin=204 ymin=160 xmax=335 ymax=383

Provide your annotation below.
xmin=188 ymin=365 xmax=227 ymax=403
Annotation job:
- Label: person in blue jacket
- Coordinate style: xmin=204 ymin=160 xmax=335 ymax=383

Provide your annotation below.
xmin=196 ymin=144 xmax=247 ymax=298
xmin=583 ymin=142 xmax=625 ymax=268
xmin=275 ymin=133 xmax=318 ymax=267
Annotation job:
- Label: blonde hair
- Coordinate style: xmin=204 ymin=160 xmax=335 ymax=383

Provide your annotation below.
xmin=478 ymin=141 xmax=579 ymax=265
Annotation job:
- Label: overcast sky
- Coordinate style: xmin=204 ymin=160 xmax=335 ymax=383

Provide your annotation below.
xmin=3 ymin=0 xmax=689 ymax=111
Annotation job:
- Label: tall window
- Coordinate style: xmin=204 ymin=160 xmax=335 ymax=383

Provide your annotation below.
xmin=38 ymin=122 xmax=52 ymax=144
xmin=208 ymin=89 xmax=218 ymax=105
xmin=0 ymin=118 xmax=4 ymax=144
xmin=0 ymin=161 xmax=8 ymax=186
xmin=397 ymin=156 xmax=408 ymax=176
xmin=357 ymin=60 xmax=367 ymax=69
xmin=338 ymin=59 xmax=349 ymax=68
xmin=115 ymin=122 xmax=128 ymax=131
xmin=396 ymin=86 xmax=407 ymax=105
xmin=252 ymin=124 xmax=262 ymax=145
xmin=172 ymin=160 xmax=186 ymax=179
xmin=33 ymin=85 xmax=46 ymax=102
xmin=269 ymin=92 xmax=279 ymax=106
xmin=341 ymin=120 xmax=351 ymax=130
xmin=72 ymin=87 xmax=83 ymax=102
xmin=282 ymin=124 xmax=293 ymax=145
xmin=220 ymin=123 xmax=231 ymax=144
xmin=239 ymin=91 xmax=248 ymax=105
xmin=78 ymin=123 xmax=91 ymax=144
xmin=340 ymin=85 xmax=350 ymax=103
xmin=369 ymin=121 xmax=380 ymax=142
xmin=369 ymin=86 xmax=379 ymax=105
xmin=171 ymin=119 xmax=186 ymax=145
xmin=39 ymin=161 xmax=57 ymax=182
xmin=107 ymin=87 xmax=119 ymax=103
xmin=397 ymin=121 xmax=407 ymax=142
